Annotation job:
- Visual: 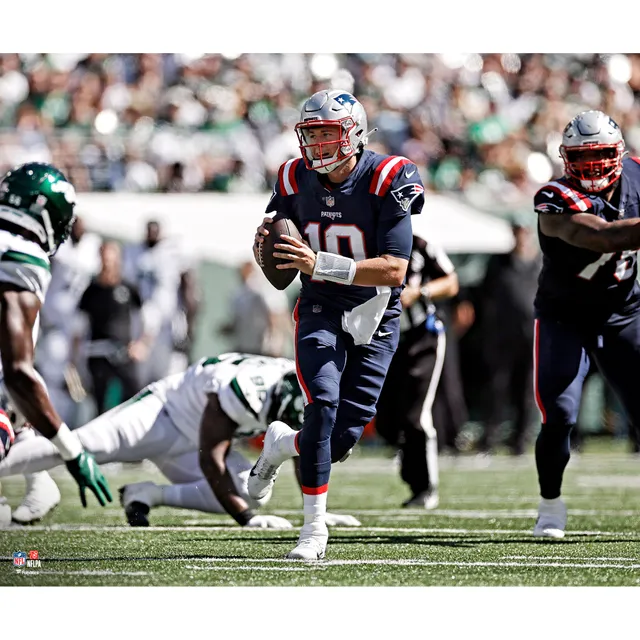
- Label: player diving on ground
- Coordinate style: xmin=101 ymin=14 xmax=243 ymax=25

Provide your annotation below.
xmin=0 ymin=352 xmax=360 ymax=529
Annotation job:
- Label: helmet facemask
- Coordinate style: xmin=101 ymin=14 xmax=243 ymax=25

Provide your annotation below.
xmin=560 ymin=142 xmax=625 ymax=193
xmin=295 ymin=119 xmax=362 ymax=174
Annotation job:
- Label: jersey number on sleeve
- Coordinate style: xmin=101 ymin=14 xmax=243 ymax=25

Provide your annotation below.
xmin=577 ymin=250 xmax=636 ymax=282
xmin=304 ymin=222 xmax=367 ymax=261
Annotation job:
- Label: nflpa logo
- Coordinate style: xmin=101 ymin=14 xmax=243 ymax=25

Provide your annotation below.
xmin=29 ymin=550 xmax=39 ymax=561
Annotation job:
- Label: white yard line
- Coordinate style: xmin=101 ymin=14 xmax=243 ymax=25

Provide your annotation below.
xmin=0 ymin=525 xmax=636 ymax=537
xmin=502 ymin=556 xmax=639 ymax=561
xmin=182 ymin=557 xmax=640 ymax=570
xmin=12 ymin=570 xmax=150 ymax=576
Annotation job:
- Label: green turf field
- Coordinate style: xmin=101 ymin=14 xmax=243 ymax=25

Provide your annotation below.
xmin=1 ymin=441 xmax=639 ymax=587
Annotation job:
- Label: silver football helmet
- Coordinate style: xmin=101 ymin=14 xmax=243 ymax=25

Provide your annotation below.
xmin=295 ymin=90 xmax=371 ymax=174
xmin=560 ymin=110 xmax=625 ymax=193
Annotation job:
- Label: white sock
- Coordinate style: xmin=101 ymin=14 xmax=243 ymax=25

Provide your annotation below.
xmin=161 ymin=480 xmax=225 ymax=513
xmin=540 ymin=497 xmax=563 ymax=507
xmin=24 ymin=471 xmax=52 ymax=491
xmin=303 ymin=491 xmax=327 ymax=528
xmin=281 ymin=430 xmax=301 ymax=458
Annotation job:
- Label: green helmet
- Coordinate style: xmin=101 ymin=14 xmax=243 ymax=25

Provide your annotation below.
xmin=266 ymin=371 xmax=304 ymax=430
xmin=0 ymin=162 xmax=77 ymax=256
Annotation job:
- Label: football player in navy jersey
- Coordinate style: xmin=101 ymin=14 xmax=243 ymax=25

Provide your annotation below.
xmin=249 ymin=89 xmax=424 ymax=559
xmin=532 ymin=110 xmax=640 ymax=538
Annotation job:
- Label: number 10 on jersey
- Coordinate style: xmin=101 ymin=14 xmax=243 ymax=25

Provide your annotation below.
xmin=304 ymin=222 xmax=367 ymax=261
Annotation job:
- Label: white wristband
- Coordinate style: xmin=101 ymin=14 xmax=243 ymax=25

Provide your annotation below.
xmin=50 ymin=423 xmax=83 ymax=461
xmin=312 ymin=251 xmax=357 ymax=285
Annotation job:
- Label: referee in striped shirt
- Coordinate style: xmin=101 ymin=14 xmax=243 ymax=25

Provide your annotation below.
xmin=375 ymin=233 xmax=458 ymax=509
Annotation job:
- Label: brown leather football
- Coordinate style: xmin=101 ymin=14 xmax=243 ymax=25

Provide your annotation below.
xmin=256 ymin=217 xmax=303 ymax=290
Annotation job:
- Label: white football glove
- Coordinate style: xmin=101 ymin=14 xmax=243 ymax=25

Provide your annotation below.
xmin=245 ymin=514 xmax=293 ymax=529
xmin=325 ymin=512 xmax=361 ymax=527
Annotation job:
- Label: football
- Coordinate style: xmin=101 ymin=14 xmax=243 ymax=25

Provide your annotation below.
xmin=257 ymin=217 xmax=303 ymax=290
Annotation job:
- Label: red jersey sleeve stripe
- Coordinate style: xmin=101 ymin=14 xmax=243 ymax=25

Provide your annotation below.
xmin=370 ymin=156 xmax=411 ymax=196
xmin=378 ymin=158 xmax=411 ymax=197
xmin=286 ymin=158 xmax=301 ymax=194
xmin=546 ymin=181 xmax=591 ymax=212
xmin=277 ymin=162 xmax=287 ymax=196
xmin=369 ymin=156 xmax=399 ymax=194
xmin=277 ymin=158 xmax=301 ymax=196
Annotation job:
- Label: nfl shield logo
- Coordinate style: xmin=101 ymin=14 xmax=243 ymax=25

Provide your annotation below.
xmin=13 ymin=551 xmax=26 ymax=567
xmin=324 ymin=196 xmax=335 ymax=207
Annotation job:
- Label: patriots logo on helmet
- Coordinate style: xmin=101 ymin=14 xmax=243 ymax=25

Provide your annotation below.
xmin=391 ymin=183 xmax=424 ymax=212
xmin=334 ymin=93 xmax=357 ymax=112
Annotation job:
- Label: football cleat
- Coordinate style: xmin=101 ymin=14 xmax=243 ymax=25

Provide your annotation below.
xmin=402 ymin=489 xmax=439 ymax=510
xmin=533 ymin=497 xmax=567 ymax=539
xmin=11 ymin=471 xmax=61 ymax=525
xmin=286 ymin=522 xmax=328 ymax=560
xmin=247 ymin=421 xmax=295 ymax=500
xmin=119 ymin=482 xmax=162 ymax=527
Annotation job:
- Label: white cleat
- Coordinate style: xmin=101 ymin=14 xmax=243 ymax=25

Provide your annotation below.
xmin=247 ymin=421 xmax=295 ymax=500
xmin=403 ymin=489 xmax=440 ymax=510
xmin=533 ymin=497 xmax=567 ymax=539
xmin=286 ymin=523 xmax=328 ymax=560
xmin=11 ymin=471 xmax=61 ymax=525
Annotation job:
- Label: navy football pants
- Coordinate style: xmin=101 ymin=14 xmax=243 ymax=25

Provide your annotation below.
xmin=534 ymin=313 xmax=640 ymax=498
xmin=293 ymin=300 xmax=399 ymax=494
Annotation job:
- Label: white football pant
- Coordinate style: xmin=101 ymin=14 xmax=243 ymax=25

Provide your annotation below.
xmin=0 ymin=393 xmax=268 ymax=512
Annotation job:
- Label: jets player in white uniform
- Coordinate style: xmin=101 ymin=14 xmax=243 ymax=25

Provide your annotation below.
xmin=0 ymin=162 xmax=112 ymax=525
xmin=0 ymin=352 xmax=361 ymax=529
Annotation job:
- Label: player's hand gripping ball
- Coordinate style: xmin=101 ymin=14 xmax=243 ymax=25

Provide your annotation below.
xmin=254 ymin=216 xmax=304 ymax=290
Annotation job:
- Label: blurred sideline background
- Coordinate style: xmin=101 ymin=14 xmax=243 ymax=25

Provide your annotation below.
xmin=3 ymin=52 xmax=639 ymax=453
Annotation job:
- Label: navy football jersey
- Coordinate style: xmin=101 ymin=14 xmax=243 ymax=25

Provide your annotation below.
xmin=266 ymin=150 xmax=424 ymax=316
xmin=534 ymin=156 xmax=640 ymax=325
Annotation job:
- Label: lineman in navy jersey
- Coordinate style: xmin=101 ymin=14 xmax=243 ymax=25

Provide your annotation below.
xmin=532 ymin=110 xmax=640 ymax=539
xmin=251 ymin=89 xmax=422 ymax=560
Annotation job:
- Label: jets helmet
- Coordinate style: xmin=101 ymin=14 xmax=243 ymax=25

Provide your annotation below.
xmin=0 ymin=162 xmax=77 ymax=256
xmin=295 ymin=90 xmax=371 ymax=174
xmin=560 ymin=110 xmax=625 ymax=193
xmin=266 ymin=371 xmax=304 ymax=430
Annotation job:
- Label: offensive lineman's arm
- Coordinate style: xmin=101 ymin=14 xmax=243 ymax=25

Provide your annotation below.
xmin=539 ymin=213 xmax=640 ymax=253
xmin=199 ymin=394 xmax=291 ymax=528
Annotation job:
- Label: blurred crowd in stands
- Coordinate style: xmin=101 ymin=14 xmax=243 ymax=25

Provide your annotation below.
xmin=3 ymin=53 xmax=640 ymax=219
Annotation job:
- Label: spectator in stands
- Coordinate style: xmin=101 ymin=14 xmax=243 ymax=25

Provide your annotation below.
xmin=122 ymin=219 xmax=183 ymax=385
xmin=71 ymin=241 xmax=148 ymax=414
xmin=219 ymin=260 xmax=291 ymax=357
